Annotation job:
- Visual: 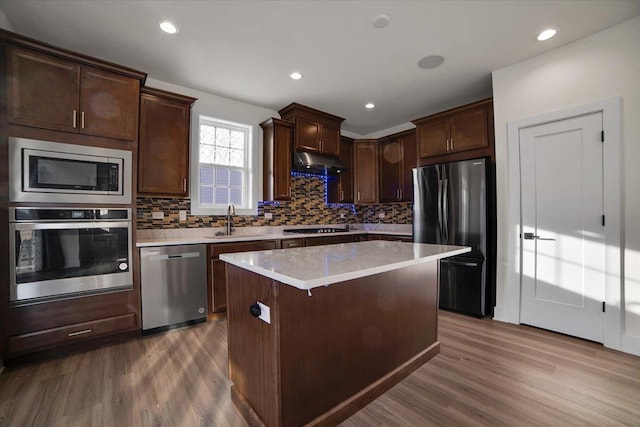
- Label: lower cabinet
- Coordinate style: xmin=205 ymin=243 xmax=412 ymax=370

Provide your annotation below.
xmin=208 ymin=240 xmax=278 ymax=313
xmin=8 ymin=313 xmax=137 ymax=356
xmin=368 ymin=234 xmax=413 ymax=242
xmin=305 ymin=235 xmax=355 ymax=246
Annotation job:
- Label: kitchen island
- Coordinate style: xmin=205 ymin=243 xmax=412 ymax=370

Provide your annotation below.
xmin=220 ymin=241 xmax=469 ymax=427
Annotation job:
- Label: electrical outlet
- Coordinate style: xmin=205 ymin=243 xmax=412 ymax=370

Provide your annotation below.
xmin=152 ymin=211 xmax=164 ymax=220
xmin=179 ymin=210 xmax=187 ymax=221
xmin=340 ymin=213 xmax=346 ymax=219
xmin=258 ymin=302 xmax=271 ymax=324
xmin=264 ymin=212 xmax=273 ymax=219
xmin=378 ymin=212 xmax=385 ymax=219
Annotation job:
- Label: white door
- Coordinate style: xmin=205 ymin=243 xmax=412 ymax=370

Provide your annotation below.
xmin=519 ymin=112 xmax=605 ymax=342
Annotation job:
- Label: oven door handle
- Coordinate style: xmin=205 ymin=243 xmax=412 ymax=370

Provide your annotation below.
xmin=11 ymin=221 xmax=131 ymax=230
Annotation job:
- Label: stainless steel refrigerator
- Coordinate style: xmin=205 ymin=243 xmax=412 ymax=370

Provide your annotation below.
xmin=413 ymin=157 xmax=494 ymax=317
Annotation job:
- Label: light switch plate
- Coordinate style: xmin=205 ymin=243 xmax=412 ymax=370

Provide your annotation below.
xmin=264 ymin=213 xmax=273 ymax=219
xmin=378 ymin=212 xmax=385 ymax=219
xmin=258 ymin=302 xmax=271 ymax=324
xmin=340 ymin=213 xmax=346 ymax=218
xmin=152 ymin=211 xmax=164 ymax=220
xmin=179 ymin=210 xmax=187 ymax=221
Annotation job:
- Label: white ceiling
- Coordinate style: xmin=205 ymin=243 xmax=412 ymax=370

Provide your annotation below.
xmin=1 ymin=0 xmax=639 ymax=136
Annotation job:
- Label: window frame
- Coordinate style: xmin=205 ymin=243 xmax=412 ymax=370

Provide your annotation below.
xmin=190 ymin=115 xmax=258 ymax=216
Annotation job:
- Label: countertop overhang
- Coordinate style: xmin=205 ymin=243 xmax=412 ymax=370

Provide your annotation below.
xmin=220 ymin=241 xmax=470 ymax=290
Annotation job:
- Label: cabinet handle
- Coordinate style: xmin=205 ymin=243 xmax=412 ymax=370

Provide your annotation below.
xmin=68 ymin=329 xmax=92 ymax=337
xmin=73 ymin=110 xmax=77 ymax=128
xmin=357 ymin=191 xmax=361 ymax=201
xmin=399 ymin=188 xmax=403 ymax=200
xmin=451 ymin=138 xmax=454 ymax=150
xmin=81 ymin=111 xmax=85 ymax=129
xmin=446 ymin=138 xmax=450 ymax=151
xmin=341 ymin=190 xmax=344 ymax=201
xmin=183 ymin=178 xmax=187 ymax=192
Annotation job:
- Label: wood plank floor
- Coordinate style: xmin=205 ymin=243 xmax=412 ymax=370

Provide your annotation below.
xmin=0 ymin=311 xmax=638 ymax=426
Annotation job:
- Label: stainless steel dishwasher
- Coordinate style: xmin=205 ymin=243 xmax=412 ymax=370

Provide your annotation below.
xmin=140 ymin=244 xmax=207 ymax=332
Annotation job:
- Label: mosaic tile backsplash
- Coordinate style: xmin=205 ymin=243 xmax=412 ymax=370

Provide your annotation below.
xmin=137 ymin=175 xmax=412 ymax=229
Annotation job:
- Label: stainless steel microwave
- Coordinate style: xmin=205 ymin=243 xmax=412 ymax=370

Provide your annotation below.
xmin=9 ymin=137 xmax=132 ymax=204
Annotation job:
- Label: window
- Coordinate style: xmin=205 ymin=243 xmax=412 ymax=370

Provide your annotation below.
xmin=191 ymin=116 xmax=257 ymax=215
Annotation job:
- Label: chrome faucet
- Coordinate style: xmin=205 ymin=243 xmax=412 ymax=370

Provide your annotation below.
xmin=226 ymin=204 xmax=236 ymax=235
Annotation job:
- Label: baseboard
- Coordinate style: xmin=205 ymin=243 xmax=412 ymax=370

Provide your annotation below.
xmin=621 ymin=334 xmax=640 ymax=357
xmin=492 ymin=305 xmax=510 ymax=323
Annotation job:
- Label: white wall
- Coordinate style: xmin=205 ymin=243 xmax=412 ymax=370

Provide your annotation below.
xmin=492 ymin=17 xmax=640 ymax=354
xmin=0 ymin=6 xmax=13 ymax=31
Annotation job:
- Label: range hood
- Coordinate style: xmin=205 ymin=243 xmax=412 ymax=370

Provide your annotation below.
xmin=293 ymin=150 xmax=347 ymax=175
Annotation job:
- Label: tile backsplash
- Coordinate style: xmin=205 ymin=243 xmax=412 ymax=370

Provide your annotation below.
xmin=137 ymin=175 xmax=412 ymax=229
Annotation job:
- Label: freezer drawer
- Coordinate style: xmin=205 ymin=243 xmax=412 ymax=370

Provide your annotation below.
xmin=140 ymin=245 xmax=207 ymax=331
xmin=439 ymin=257 xmax=486 ymax=317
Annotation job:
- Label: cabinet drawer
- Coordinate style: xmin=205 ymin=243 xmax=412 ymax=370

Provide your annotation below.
xmin=8 ymin=313 xmax=137 ymax=355
xmin=281 ymin=238 xmax=305 ymax=248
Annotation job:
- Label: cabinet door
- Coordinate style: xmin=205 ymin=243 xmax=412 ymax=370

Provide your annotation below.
xmin=273 ymin=121 xmax=293 ymax=200
xmin=320 ymin=122 xmax=340 ymax=156
xmin=327 ymin=137 xmax=353 ymax=203
xmin=208 ymin=241 xmax=278 ymax=313
xmin=295 ymin=116 xmax=321 ymax=151
xmin=138 ymin=93 xmax=191 ymax=195
xmin=79 ymin=66 xmax=139 ymax=141
xmin=400 ymin=132 xmax=417 ymax=201
xmin=354 ymin=142 xmax=378 ymax=203
xmin=417 ymin=116 xmax=449 ymax=158
xmin=305 ymin=235 xmax=354 ymax=246
xmin=449 ymin=105 xmax=489 ymax=153
xmin=6 ymin=46 xmax=80 ymax=132
xmin=379 ymin=138 xmax=401 ymax=202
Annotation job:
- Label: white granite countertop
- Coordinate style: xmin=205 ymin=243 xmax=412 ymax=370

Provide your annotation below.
xmin=136 ymin=227 xmax=412 ymax=247
xmin=220 ymin=241 xmax=470 ymax=290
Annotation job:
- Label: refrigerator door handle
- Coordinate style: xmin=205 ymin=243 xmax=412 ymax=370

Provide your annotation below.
xmin=437 ymin=179 xmax=443 ymax=242
xmin=442 ymin=178 xmax=449 ymax=243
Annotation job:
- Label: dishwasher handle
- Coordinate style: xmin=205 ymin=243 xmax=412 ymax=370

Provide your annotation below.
xmin=148 ymin=252 xmax=201 ymax=261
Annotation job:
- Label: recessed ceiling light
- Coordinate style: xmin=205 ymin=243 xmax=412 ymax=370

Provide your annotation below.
xmin=160 ymin=21 xmax=178 ymax=34
xmin=365 ymin=103 xmax=375 ymax=109
xmin=537 ymin=28 xmax=557 ymax=41
xmin=372 ymin=14 xmax=390 ymax=28
xmin=417 ymin=55 xmax=445 ymax=70
xmin=290 ymin=72 xmax=303 ymax=80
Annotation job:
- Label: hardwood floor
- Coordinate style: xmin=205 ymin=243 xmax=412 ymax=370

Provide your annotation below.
xmin=0 ymin=311 xmax=638 ymax=426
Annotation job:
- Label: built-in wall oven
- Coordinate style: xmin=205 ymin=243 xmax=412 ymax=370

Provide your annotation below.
xmin=9 ymin=207 xmax=133 ymax=306
xmin=9 ymin=137 xmax=132 ymax=204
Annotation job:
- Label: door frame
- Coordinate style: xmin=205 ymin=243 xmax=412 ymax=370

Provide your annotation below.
xmin=506 ymin=97 xmax=622 ymax=350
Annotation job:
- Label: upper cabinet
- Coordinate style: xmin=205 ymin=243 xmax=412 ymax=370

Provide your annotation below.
xmin=279 ymin=103 xmax=345 ymax=157
xmin=260 ymin=118 xmax=293 ymax=201
xmin=378 ymin=130 xmax=416 ymax=203
xmin=327 ymin=136 xmax=354 ymax=204
xmin=138 ymin=87 xmax=196 ymax=197
xmin=412 ymin=98 xmax=493 ymax=163
xmin=4 ymin=40 xmax=145 ymax=142
xmin=353 ymin=140 xmax=378 ymax=204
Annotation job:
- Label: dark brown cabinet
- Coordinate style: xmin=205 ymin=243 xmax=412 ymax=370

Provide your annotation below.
xmin=260 ymin=118 xmax=293 ymax=201
xmin=305 ymin=235 xmax=354 ymax=246
xmin=5 ymin=44 xmax=143 ymax=141
xmin=413 ymin=98 xmax=492 ymax=161
xmin=208 ymin=241 xmax=278 ymax=313
xmin=279 ymin=103 xmax=345 ymax=157
xmin=353 ymin=140 xmax=378 ymax=204
xmin=378 ymin=130 xmax=416 ymax=203
xmin=138 ymin=87 xmax=196 ymax=196
xmin=327 ymin=136 xmax=354 ymax=204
